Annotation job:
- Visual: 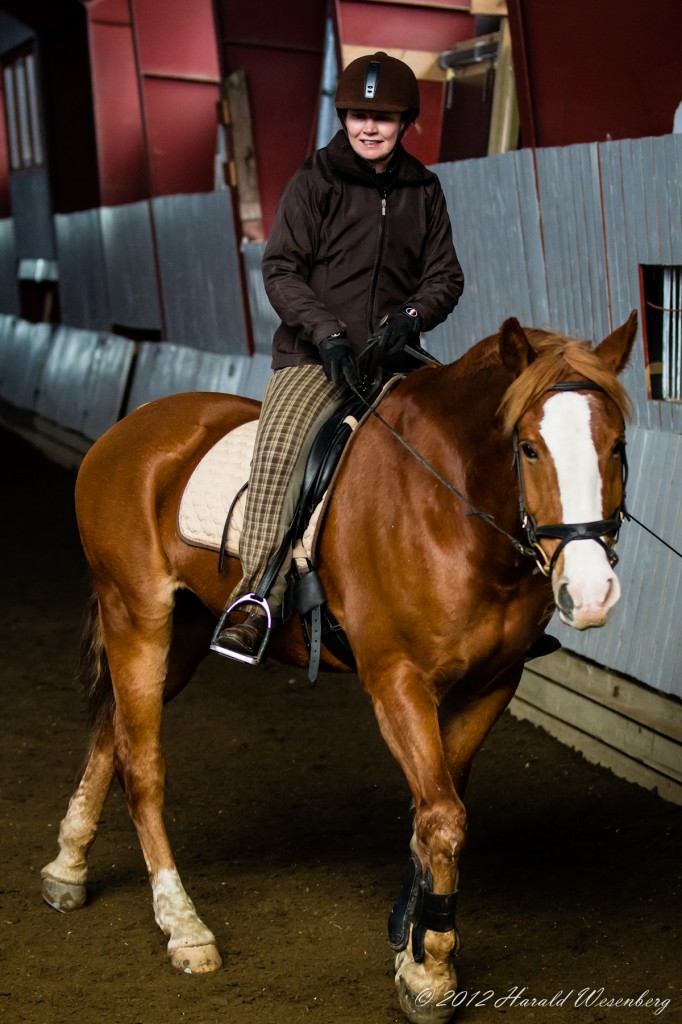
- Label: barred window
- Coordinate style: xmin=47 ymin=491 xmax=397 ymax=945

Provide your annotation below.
xmin=2 ymin=49 xmax=43 ymax=171
xmin=641 ymin=265 xmax=682 ymax=402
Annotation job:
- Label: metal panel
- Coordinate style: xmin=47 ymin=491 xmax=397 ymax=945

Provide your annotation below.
xmin=507 ymin=0 xmax=682 ymax=148
xmin=8 ymin=169 xmax=56 ymax=259
xmin=553 ymin=424 xmax=682 ymax=698
xmin=0 ymin=317 xmax=52 ymax=410
xmin=241 ymin=240 xmax=277 ymax=356
xmin=35 ymin=327 xmax=135 ymax=439
xmin=240 ymin=354 xmax=271 ymax=402
xmin=535 ymin=143 xmax=611 ymax=341
xmin=142 ymin=78 xmax=219 ymax=197
xmin=54 ymin=209 xmax=110 ymax=330
xmin=428 ymin=149 xmax=548 ymax=361
xmin=99 ymin=201 xmax=162 ymax=331
xmin=134 ymin=0 xmax=220 ymax=79
xmin=125 ymin=342 xmax=249 ymax=412
xmin=600 ymin=135 xmax=682 ymax=436
xmin=152 ymin=192 xmax=248 ymax=354
xmin=0 ymin=218 xmax=19 ymax=314
xmin=87 ymin=20 xmax=148 ymax=207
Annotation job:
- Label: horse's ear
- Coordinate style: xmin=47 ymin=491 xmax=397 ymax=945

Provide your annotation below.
xmin=594 ymin=310 xmax=638 ymax=375
xmin=498 ymin=318 xmax=536 ymax=378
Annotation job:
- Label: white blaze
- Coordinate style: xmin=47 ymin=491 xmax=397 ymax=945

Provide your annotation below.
xmin=539 ymin=392 xmax=619 ymax=625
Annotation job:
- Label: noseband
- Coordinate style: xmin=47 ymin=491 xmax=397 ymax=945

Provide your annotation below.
xmin=513 ymin=380 xmax=629 ymax=578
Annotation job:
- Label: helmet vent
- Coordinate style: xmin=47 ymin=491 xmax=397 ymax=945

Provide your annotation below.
xmin=364 ymin=60 xmax=380 ymax=100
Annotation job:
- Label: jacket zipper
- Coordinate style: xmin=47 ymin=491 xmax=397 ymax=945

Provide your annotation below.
xmin=367 ymin=188 xmax=388 ymax=334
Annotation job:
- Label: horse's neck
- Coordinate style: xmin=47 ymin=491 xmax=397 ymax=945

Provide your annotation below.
xmin=409 ymin=335 xmax=509 ymax=435
xmin=396 ymin=337 xmax=517 ymax=526
xmin=448 ymin=334 xmax=505 ymax=386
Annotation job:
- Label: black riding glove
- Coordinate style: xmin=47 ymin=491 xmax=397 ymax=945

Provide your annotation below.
xmin=318 ymin=333 xmax=360 ymax=388
xmin=374 ymin=306 xmax=423 ymax=355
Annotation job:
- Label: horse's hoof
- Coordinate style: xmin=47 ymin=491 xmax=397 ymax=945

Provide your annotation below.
xmin=171 ymin=943 xmax=223 ymax=974
xmin=41 ymin=876 xmax=87 ymax=913
xmin=396 ymin=976 xmax=455 ymax=1024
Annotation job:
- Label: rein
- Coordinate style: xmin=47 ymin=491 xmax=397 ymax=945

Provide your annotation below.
xmin=350 ymin=351 xmax=629 ymax=576
xmin=348 ymin=380 xmax=538 ymax=560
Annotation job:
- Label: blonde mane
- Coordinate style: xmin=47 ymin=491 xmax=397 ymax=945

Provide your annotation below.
xmin=497 ymin=329 xmax=632 ymax=435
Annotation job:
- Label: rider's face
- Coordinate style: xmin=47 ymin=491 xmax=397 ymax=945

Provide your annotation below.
xmin=344 ymin=110 xmax=403 ymax=172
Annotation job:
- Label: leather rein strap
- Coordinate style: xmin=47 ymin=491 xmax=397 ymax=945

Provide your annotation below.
xmin=351 ymin=362 xmax=629 ymax=577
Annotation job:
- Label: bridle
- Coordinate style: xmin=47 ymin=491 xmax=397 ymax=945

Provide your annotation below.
xmin=512 ymin=380 xmax=629 ymax=578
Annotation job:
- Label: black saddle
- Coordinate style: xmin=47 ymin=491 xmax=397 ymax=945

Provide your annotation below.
xmin=219 ymin=346 xmax=433 ymax=680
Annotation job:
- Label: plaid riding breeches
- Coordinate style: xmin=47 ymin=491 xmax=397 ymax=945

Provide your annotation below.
xmin=229 ymin=363 xmax=345 ymax=614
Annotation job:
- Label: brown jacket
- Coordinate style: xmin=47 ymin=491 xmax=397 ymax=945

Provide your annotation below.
xmin=262 ymin=130 xmax=464 ymax=370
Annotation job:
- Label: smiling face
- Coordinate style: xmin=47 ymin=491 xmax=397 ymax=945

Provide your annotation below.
xmin=344 ymin=109 xmax=403 ymax=172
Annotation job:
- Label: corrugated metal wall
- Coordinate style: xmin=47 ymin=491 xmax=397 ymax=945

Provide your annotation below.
xmin=0 ymin=218 xmax=19 ymax=314
xmin=56 ymin=191 xmax=248 ymax=353
xmin=429 ymin=136 xmax=682 ymax=438
xmin=429 ymin=135 xmax=682 ymax=698
xmin=0 ymin=134 xmax=679 ymax=696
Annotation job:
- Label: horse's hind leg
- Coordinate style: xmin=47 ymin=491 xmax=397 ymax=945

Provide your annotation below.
xmin=42 ymin=591 xmax=115 ymax=910
xmin=101 ymin=583 xmax=222 ymax=974
xmin=43 ymin=583 xmax=220 ymax=972
xmin=41 ymin=716 xmax=115 ymax=911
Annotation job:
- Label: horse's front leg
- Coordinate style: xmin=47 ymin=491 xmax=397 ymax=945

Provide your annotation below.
xmin=102 ymin=591 xmax=222 ymax=974
xmin=369 ymin=664 xmax=465 ymax=1024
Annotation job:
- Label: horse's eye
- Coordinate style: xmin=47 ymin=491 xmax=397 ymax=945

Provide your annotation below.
xmin=612 ymin=439 xmax=625 ymax=458
xmin=521 ymin=442 xmax=538 ymax=460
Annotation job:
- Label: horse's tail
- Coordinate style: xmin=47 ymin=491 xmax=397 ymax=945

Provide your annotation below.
xmin=77 ymin=585 xmax=114 ymax=734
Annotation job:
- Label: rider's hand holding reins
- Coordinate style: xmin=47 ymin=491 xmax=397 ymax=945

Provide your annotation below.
xmin=319 ymin=332 xmax=360 ymax=387
xmin=374 ymin=306 xmax=423 ymax=354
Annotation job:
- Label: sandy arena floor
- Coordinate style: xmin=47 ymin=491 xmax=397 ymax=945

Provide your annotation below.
xmin=1 ymin=426 xmax=680 ymax=1024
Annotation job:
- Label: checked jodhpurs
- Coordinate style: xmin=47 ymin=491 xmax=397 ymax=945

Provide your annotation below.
xmin=229 ymin=363 xmax=346 ymax=614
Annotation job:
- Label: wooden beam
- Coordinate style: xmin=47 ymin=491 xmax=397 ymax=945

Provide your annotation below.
xmin=510 ymin=651 xmax=682 ymax=805
xmin=222 ymin=71 xmax=264 ymax=242
xmin=487 ymin=17 xmax=519 ymax=154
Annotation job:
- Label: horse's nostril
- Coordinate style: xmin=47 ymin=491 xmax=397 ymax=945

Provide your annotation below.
xmin=558 ymin=582 xmax=574 ymax=615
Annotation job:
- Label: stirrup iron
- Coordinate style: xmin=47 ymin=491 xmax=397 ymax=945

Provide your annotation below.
xmin=210 ymin=593 xmax=272 ymax=666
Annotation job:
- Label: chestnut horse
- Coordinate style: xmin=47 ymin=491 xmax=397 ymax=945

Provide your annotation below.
xmin=42 ymin=314 xmax=636 ymax=1023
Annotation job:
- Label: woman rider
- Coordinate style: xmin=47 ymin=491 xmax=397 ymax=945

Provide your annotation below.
xmin=211 ymin=51 xmax=465 ymax=662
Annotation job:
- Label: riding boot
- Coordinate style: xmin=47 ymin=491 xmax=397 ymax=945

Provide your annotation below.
xmin=211 ymin=608 xmax=270 ymax=663
xmin=525 ymin=632 xmax=561 ymax=661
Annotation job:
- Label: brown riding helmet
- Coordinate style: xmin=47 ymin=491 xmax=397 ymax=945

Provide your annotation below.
xmin=335 ymin=51 xmax=420 ymax=123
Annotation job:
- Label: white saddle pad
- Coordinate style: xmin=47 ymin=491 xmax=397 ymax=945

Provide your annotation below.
xmin=177 ymin=419 xmax=321 ymax=560
xmin=178 ymin=420 xmax=255 ymax=556
xmin=177 ymin=377 xmax=402 ymax=563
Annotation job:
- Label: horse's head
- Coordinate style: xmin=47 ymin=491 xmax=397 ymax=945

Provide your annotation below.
xmin=498 ymin=312 xmax=637 ymax=629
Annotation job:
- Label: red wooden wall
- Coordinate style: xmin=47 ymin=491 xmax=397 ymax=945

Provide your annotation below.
xmin=85 ymin=0 xmax=220 ymax=206
xmin=213 ymin=0 xmax=328 ymax=237
xmin=508 ymin=0 xmax=682 ymax=147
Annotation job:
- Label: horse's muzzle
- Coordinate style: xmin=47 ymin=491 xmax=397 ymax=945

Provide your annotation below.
xmin=554 ymin=543 xmax=621 ymax=629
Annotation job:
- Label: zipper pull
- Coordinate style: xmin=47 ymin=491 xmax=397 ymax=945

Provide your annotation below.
xmin=381 ymin=196 xmax=387 ymax=216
